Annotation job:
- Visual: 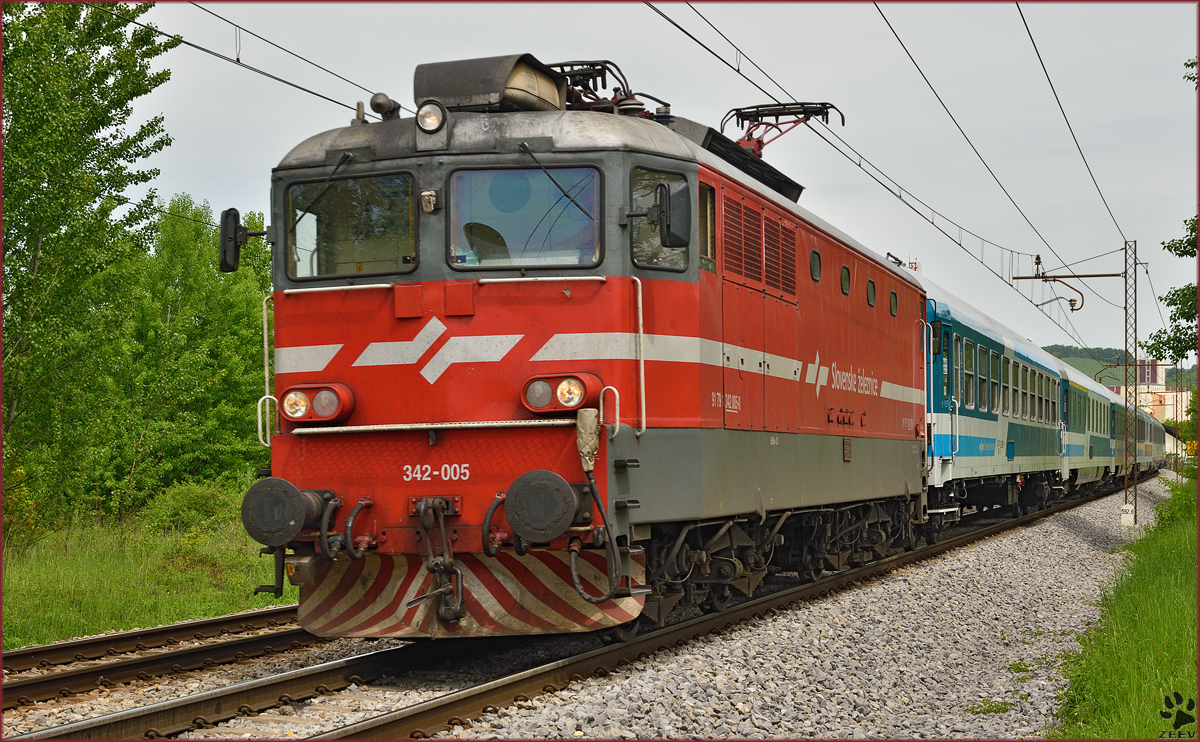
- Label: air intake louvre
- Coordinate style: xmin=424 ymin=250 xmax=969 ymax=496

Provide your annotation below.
xmin=722 ymin=196 xmax=744 ymax=277
xmin=742 ymin=205 xmax=763 ymax=284
xmin=780 ymin=223 xmax=797 ymax=296
xmin=764 ymin=217 xmax=782 ymax=291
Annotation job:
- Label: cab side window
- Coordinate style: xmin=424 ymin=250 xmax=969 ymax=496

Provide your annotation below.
xmin=698 ymin=183 xmax=716 ymax=273
xmin=631 ymin=168 xmax=687 ymax=270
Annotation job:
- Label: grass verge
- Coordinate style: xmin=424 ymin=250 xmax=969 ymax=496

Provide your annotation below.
xmin=1049 ymin=471 xmax=1198 ymax=738
xmin=2 ymin=482 xmax=297 ymax=651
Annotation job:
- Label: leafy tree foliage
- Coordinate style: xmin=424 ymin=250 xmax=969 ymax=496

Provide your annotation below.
xmin=3 ymin=3 xmax=178 ymax=518
xmin=1142 ymin=216 xmax=1197 ymax=365
xmin=1142 ymin=58 xmax=1198 ymax=366
xmin=2 ymin=4 xmax=273 ymax=539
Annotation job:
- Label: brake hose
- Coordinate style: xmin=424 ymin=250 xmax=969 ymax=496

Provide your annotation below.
xmin=569 ymin=470 xmax=622 ymax=604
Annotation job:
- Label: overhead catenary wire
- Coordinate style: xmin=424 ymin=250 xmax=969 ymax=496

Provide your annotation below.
xmin=1016 ymin=2 xmax=1126 ymax=243
xmin=872 ymin=3 xmax=1120 ymax=312
xmin=92 ymin=4 xmax=382 ymax=120
xmin=646 ymin=2 xmax=1104 ymax=350
xmin=187 ymin=3 xmax=416 ymax=115
xmin=1139 ymin=263 xmax=1169 ymax=333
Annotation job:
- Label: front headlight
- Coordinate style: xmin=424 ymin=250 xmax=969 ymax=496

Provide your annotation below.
xmin=416 ymin=101 xmax=446 ymax=133
xmin=312 ymin=389 xmax=340 ymax=418
xmin=282 ymin=390 xmax=310 ymax=418
xmin=525 ymin=380 xmax=553 ymax=408
xmin=556 ymin=378 xmax=585 ymax=407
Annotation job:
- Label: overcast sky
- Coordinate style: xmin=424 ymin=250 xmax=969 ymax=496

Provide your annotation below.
xmin=129 ymin=2 xmax=1197 ymax=361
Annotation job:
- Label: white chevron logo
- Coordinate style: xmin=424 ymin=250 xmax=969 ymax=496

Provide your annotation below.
xmin=351 ymin=317 xmax=522 ymax=384
xmin=804 ymin=351 xmax=830 ymax=398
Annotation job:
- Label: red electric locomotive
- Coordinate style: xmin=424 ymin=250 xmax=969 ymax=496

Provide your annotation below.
xmin=224 ymin=54 xmax=928 ymax=642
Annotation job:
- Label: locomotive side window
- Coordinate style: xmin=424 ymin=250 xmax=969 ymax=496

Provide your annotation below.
xmin=699 ymin=183 xmax=716 ymax=273
xmin=631 ymin=168 xmax=687 ymax=270
xmin=964 ymin=340 xmax=975 ymax=409
xmin=840 ymin=265 xmax=851 ymax=295
xmin=449 ymin=167 xmax=600 ymax=269
xmin=867 ymin=279 xmax=876 ymax=306
xmin=889 ymin=291 xmax=898 ymax=316
xmin=288 ymin=174 xmax=416 ymax=278
xmin=809 ymin=250 xmax=821 ymax=281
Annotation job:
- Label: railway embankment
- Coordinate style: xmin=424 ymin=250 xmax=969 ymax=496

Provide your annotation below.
xmin=1050 ymin=468 xmax=1197 ymax=739
xmin=430 ymin=478 xmax=1178 ymax=739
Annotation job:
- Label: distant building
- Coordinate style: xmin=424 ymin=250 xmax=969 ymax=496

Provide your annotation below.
xmin=1106 ymin=358 xmax=1194 ymax=423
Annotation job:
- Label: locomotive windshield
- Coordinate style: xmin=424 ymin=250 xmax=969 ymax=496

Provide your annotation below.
xmin=287 ymin=174 xmax=415 ymax=278
xmin=449 ymin=167 xmax=600 ymax=268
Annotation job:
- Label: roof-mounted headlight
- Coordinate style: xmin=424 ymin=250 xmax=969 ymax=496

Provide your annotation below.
xmin=416 ymin=100 xmax=447 ymax=134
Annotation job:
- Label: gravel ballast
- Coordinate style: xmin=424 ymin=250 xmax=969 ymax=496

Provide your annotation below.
xmin=436 ymin=477 xmax=1175 ymax=740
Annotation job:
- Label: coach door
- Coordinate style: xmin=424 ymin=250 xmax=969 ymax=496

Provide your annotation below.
xmin=719 ymin=186 xmax=764 ymax=430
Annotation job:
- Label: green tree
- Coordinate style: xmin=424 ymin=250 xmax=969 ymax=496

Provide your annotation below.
xmin=1141 ymin=58 xmax=1198 ymax=366
xmin=91 ymin=196 xmax=270 ymax=516
xmin=2 ymin=3 xmax=179 ymax=522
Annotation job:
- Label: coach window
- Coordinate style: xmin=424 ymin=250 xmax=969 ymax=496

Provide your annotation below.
xmin=699 ymin=183 xmax=716 ymax=273
xmin=810 ymin=250 xmax=822 ymax=281
xmin=1038 ymin=374 xmax=1045 ymax=422
xmin=978 ymin=346 xmax=988 ymax=413
xmin=942 ymin=330 xmax=950 ymax=400
xmin=840 ymin=265 xmax=851 ymax=295
xmin=990 ymin=351 xmax=1000 ymax=413
xmin=1001 ymin=358 xmax=1010 ymax=415
xmin=867 ymin=279 xmax=876 ymax=306
xmin=288 ymin=173 xmax=416 ymax=279
xmin=964 ymin=340 xmax=975 ymax=409
xmin=890 ymin=291 xmax=898 ymax=316
xmin=953 ymin=335 xmax=962 ymax=405
xmin=631 ymin=169 xmax=687 ymax=270
xmin=1021 ymin=365 xmax=1029 ymax=419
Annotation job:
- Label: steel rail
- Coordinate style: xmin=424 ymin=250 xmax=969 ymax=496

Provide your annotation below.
xmin=2 ymin=606 xmax=297 ymax=673
xmin=4 ymin=627 xmax=316 ymax=709
xmin=9 ymin=638 xmax=523 ymax=740
xmin=316 ymin=478 xmax=1156 ymax=739
xmin=17 ymin=475 xmax=1154 ymax=740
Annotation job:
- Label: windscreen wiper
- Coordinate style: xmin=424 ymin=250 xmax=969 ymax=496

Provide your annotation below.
xmin=518 ymin=142 xmax=594 ymax=221
xmin=289 ymin=151 xmax=354 ymax=235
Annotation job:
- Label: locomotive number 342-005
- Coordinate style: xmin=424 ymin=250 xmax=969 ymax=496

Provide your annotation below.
xmin=402 ymin=463 xmax=471 ymax=481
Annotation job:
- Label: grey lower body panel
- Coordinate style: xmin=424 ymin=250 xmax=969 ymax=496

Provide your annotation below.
xmin=606 ymin=427 xmax=923 ymax=524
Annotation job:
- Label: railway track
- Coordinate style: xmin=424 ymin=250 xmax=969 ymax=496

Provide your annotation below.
xmin=3 ymin=606 xmax=306 ymax=709
xmin=13 ymin=479 xmax=1151 ymax=741
xmin=4 ymin=606 xmax=298 ymax=673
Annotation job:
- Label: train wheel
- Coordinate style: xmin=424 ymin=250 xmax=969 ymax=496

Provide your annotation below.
xmin=598 ymin=619 xmax=640 ymax=645
xmin=699 ymin=586 xmax=731 ymax=614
